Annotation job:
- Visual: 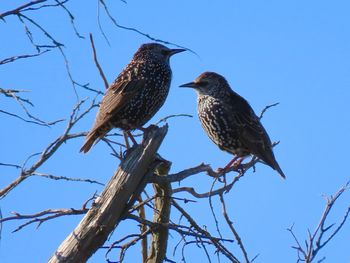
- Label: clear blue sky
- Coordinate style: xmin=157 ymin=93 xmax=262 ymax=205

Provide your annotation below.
xmin=1 ymin=0 xmax=349 ymax=262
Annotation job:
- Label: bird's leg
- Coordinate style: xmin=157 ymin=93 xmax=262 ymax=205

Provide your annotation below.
xmin=223 ymin=156 xmax=240 ymax=171
xmin=233 ymin=157 xmax=245 ymax=167
xmin=217 ymin=156 xmax=239 ymax=175
xmin=127 ymin=131 xmax=138 ymax=145
xmin=233 ymin=157 xmax=245 ymax=173
xmin=123 ymin=131 xmax=131 ymax=149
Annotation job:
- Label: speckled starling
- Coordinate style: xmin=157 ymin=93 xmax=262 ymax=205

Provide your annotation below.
xmin=80 ymin=43 xmax=185 ymax=153
xmin=180 ymin=72 xmax=285 ymax=179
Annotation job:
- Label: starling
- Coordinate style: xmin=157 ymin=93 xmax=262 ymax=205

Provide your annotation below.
xmin=180 ymin=72 xmax=285 ymax=179
xmin=80 ymin=43 xmax=185 ymax=153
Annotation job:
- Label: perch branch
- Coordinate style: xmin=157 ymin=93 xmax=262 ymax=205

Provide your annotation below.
xmin=48 ymin=125 xmax=168 ymax=263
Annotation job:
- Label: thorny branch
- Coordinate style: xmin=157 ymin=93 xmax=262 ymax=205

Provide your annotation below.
xmin=288 ymin=181 xmax=350 ymax=263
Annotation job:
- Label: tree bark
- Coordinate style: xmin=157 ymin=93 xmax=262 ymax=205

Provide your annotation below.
xmin=147 ymin=160 xmax=172 ymax=263
xmin=48 ymin=125 xmax=168 ymax=263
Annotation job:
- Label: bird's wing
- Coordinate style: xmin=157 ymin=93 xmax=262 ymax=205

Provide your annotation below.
xmin=234 ymin=110 xmax=271 ymax=148
xmin=233 ymin=107 xmax=285 ymax=177
xmin=91 ymin=76 xmax=146 ymax=132
xmin=236 ymin=109 xmax=276 ymax=162
xmin=226 ymin=94 xmax=273 ymax=159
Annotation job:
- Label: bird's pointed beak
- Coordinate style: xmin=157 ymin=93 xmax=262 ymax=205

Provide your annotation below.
xmin=169 ymin=48 xmax=186 ymax=56
xmin=179 ymin=81 xmax=197 ymax=88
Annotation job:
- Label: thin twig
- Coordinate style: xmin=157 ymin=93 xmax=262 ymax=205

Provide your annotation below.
xmin=208 ymin=177 xmax=223 ymax=239
xmin=128 ymin=214 xmax=234 ymax=243
xmin=0 ymin=50 xmax=50 ymax=65
xmin=0 ymin=0 xmax=47 ymax=20
xmin=172 ymin=200 xmax=239 ymax=262
xmin=0 ymin=100 xmax=98 ymax=199
xmin=220 ymin=194 xmax=250 ymax=263
xmin=0 ymin=192 xmax=97 ymax=232
xmin=155 ymin=114 xmax=193 ymax=125
xmin=89 ymin=33 xmax=109 ymax=89
xmin=98 ymin=0 xmax=198 ymax=56
xmin=54 ymin=0 xmax=84 ymax=38
xmin=259 ymin=102 xmax=279 ymax=119
xmin=288 ymin=181 xmax=350 ymax=262
xmin=32 ymin=172 xmax=104 ymax=185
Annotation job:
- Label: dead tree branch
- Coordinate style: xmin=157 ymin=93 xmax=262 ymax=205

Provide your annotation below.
xmin=48 ymin=125 xmax=168 ymax=263
xmin=155 ymin=114 xmax=193 ymax=125
xmin=0 ymin=87 xmax=63 ymax=126
xmin=288 ymin=181 xmax=350 ymax=263
xmin=259 ymin=102 xmax=280 ymax=120
xmin=219 ymin=194 xmax=250 ymax=263
xmin=31 ymin=172 xmax=104 ymax=185
xmin=89 ymin=33 xmax=109 ymax=90
xmin=127 ymin=214 xmax=234 ymax=244
xmin=147 ymin=159 xmax=172 ymax=263
xmin=0 ymin=193 xmax=97 ymax=232
xmin=172 ymin=200 xmax=240 ymax=263
xmin=137 ymin=196 xmax=149 ymax=263
xmin=97 ymin=0 xmax=196 ymax=55
xmin=0 ymin=50 xmax=50 ymax=65
xmin=0 ymin=99 xmax=97 ymax=199
xmin=1 ymin=1 xmax=86 ymax=99
xmin=0 ymin=0 xmax=47 ymax=20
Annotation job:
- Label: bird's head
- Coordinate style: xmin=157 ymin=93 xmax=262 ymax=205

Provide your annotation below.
xmin=180 ymin=72 xmax=230 ymax=97
xmin=135 ymin=43 xmax=186 ymax=63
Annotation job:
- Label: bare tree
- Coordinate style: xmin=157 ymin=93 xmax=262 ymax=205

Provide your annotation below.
xmin=1 ymin=1 xmax=349 ymax=263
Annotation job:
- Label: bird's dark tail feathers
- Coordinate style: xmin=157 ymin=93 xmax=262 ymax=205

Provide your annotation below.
xmin=80 ymin=131 xmax=99 ymax=153
xmin=272 ymin=161 xmax=286 ymax=179
xmin=260 ymin=153 xmax=286 ymax=179
xmin=256 ymin=152 xmax=286 ymax=179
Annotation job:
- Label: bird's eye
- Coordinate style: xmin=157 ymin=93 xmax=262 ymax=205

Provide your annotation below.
xmin=161 ymin=50 xmax=169 ymax=55
xmin=199 ymin=81 xmax=208 ymax=87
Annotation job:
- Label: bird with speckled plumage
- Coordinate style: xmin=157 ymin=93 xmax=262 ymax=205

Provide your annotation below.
xmin=80 ymin=43 xmax=185 ymax=153
xmin=180 ymin=72 xmax=285 ymax=179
